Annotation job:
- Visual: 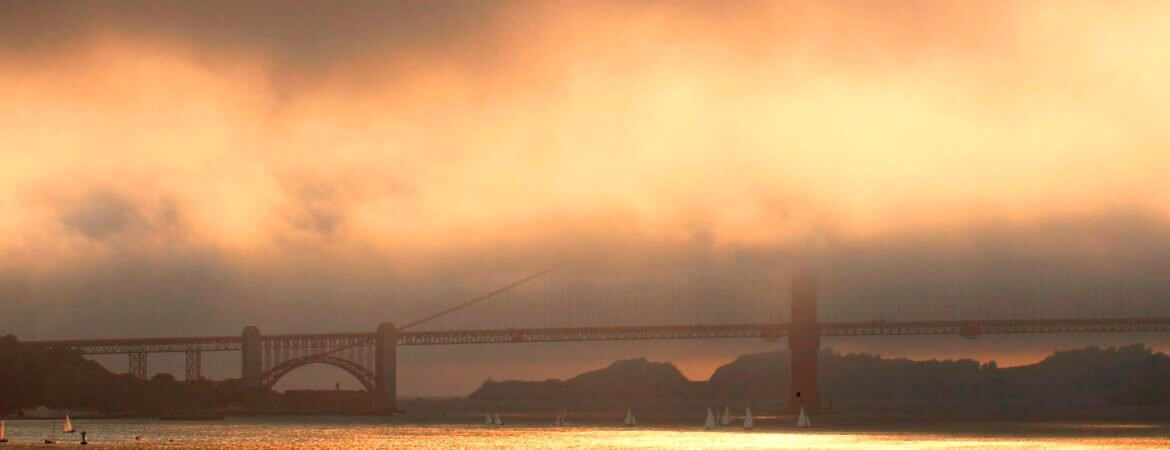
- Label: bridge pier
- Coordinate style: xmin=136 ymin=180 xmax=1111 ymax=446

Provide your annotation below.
xmin=241 ymin=326 xmax=262 ymax=387
xmin=787 ymin=274 xmax=820 ymax=413
xmin=129 ymin=352 xmax=148 ymax=379
xmin=374 ymin=323 xmax=397 ymax=414
xmin=185 ymin=350 xmax=202 ymax=381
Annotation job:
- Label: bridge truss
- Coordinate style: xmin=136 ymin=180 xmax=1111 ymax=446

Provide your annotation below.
xmin=25 ymin=317 xmax=1170 ymax=383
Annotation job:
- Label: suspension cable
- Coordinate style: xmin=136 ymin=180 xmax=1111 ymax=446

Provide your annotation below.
xmin=397 ymin=267 xmax=557 ymax=331
xmin=304 ymin=267 xmax=558 ymax=360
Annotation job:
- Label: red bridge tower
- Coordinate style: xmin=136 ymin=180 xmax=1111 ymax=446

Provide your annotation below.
xmin=787 ymin=273 xmax=820 ymax=413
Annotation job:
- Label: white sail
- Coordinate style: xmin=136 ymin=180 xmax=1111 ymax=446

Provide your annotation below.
xmin=721 ymin=406 xmax=731 ymax=426
xmin=624 ymin=407 xmax=636 ymax=425
xmin=743 ymin=407 xmax=754 ymax=430
xmin=63 ymin=413 xmax=74 ymax=433
xmin=493 ymin=412 xmax=502 ymax=425
xmin=1 ymin=420 xmax=6 ymax=440
xmin=560 ymin=409 xmax=569 ymax=426
xmin=704 ymin=407 xmax=715 ymax=430
xmin=796 ymin=406 xmax=811 ymax=428
xmin=484 ymin=412 xmax=493 ymax=425
xmin=554 ymin=410 xmax=562 ymax=426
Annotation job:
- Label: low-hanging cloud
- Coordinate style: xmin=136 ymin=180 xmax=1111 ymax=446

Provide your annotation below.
xmin=1 ymin=0 xmax=1169 ymax=393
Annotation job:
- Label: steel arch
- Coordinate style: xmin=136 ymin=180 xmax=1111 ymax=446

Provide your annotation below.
xmin=259 ymin=355 xmax=375 ymax=392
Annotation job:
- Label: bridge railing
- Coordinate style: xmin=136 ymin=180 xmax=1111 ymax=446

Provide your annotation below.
xmin=25 ymin=336 xmax=242 ymax=354
xmin=397 ymin=323 xmax=785 ymax=345
xmin=23 ymin=317 xmax=1170 ymax=354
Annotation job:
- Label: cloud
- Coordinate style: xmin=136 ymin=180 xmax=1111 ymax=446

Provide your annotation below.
xmin=60 ymin=190 xmax=140 ymax=240
xmin=1 ymin=0 xmax=1169 ymax=393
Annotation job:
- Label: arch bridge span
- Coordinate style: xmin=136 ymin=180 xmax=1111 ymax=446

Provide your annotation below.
xmin=260 ymin=354 xmax=376 ymax=392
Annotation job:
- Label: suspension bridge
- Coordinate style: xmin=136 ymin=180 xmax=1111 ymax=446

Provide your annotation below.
xmin=25 ymin=269 xmax=1170 ymax=415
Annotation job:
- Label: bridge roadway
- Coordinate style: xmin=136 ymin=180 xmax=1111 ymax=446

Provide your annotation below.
xmin=21 ymin=273 xmax=1170 ymax=415
xmin=24 ymin=315 xmax=1170 ymax=414
xmin=28 ymin=317 xmax=1170 ymax=354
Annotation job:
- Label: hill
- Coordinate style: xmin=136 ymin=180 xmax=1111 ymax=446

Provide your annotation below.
xmin=469 ymin=344 xmax=1170 ymax=416
xmin=470 ymin=357 xmax=699 ymax=401
xmin=0 ymin=335 xmax=255 ymax=416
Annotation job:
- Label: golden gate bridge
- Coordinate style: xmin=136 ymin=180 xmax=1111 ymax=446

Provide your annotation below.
xmin=25 ymin=270 xmax=1170 ymax=414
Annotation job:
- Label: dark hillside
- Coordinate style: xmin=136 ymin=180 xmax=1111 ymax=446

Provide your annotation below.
xmin=471 ymin=344 xmax=1170 ymax=416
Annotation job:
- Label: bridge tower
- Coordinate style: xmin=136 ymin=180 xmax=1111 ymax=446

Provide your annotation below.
xmin=787 ymin=274 xmax=820 ymax=413
xmin=241 ymin=325 xmax=262 ymax=387
xmin=374 ymin=322 xmax=397 ymax=414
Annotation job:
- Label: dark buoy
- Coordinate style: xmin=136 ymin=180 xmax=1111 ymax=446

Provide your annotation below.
xmin=81 ymin=430 xmax=88 ymax=445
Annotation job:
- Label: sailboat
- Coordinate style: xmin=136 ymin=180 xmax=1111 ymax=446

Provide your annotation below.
xmin=493 ymin=412 xmax=503 ymax=426
xmin=484 ymin=412 xmax=493 ymax=425
xmin=743 ymin=407 xmax=754 ymax=430
xmin=796 ymin=406 xmax=811 ymax=428
xmin=554 ymin=409 xmax=568 ymax=426
xmin=703 ymin=407 xmax=715 ymax=430
xmin=623 ymin=407 xmax=636 ymax=426
xmin=1 ymin=420 xmax=7 ymax=443
xmin=63 ymin=413 xmax=75 ymax=433
xmin=720 ymin=406 xmax=731 ymax=426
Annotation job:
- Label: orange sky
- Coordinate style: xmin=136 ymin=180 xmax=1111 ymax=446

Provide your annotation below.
xmin=2 ymin=1 xmax=1168 ymax=264
xmin=2 ymin=1 xmax=1169 ymax=394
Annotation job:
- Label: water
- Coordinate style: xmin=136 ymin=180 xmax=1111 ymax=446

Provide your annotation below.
xmin=2 ymin=416 xmax=1168 ymax=448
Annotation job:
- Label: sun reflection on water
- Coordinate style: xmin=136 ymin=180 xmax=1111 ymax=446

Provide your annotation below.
xmin=1 ymin=418 xmax=1167 ymax=448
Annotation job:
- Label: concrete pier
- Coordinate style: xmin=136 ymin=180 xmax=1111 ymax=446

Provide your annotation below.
xmin=241 ymin=325 xmax=262 ymax=387
xmin=374 ymin=322 xmax=397 ymax=413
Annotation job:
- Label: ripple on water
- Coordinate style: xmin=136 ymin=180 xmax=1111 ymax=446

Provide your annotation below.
xmin=0 ymin=417 xmax=1166 ymax=448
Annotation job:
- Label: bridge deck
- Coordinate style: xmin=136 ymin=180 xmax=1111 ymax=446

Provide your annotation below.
xmin=25 ymin=318 xmax=1170 ymax=354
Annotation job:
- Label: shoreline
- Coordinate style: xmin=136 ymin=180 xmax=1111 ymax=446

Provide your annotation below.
xmin=6 ymin=405 xmax=1169 ymax=423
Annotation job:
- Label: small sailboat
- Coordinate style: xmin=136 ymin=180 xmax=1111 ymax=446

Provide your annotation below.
xmin=1 ymin=420 xmax=7 ymax=443
xmin=554 ymin=409 xmax=568 ymax=426
xmin=721 ymin=406 xmax=731 ymax=426
xmin=63 ymin=413 xmax=75 ymax=433
xmin=796 ymin=406 xmax=811 ymax=428
xmin=743 ymin=407 xmax=754 ymax=430
xmin=623 ymin=407 xmax=636 ymax=426
xmin=484 ymin=412 xmax=493 ymax=425
xmin=493 ymin=412 xmax=503 ymax=426
xmin=704 ymin=407 xmax=715 ymax=430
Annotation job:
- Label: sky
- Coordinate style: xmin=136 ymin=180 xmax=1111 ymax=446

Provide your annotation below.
xmin=2 ymin=0 xmax=1169 ymax=395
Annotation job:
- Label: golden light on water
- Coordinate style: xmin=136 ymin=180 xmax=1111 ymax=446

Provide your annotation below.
xmin=1 ymin=419 xmax=1168 ymax=448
